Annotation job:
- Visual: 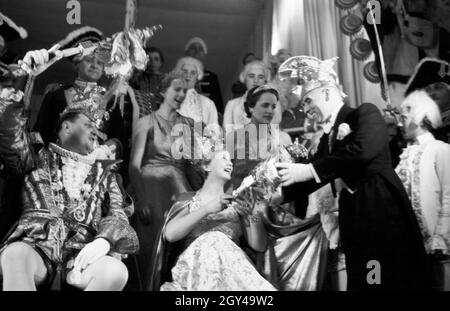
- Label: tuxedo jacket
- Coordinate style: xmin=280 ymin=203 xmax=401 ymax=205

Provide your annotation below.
xmin=283 ymin=103 xmax=404 ymax=201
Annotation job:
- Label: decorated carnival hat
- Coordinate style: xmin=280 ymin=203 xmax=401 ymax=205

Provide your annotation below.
xmin=278 ymin=55 xmax=342 ymax=100
xmin=59 ymin=93 xmax=110 ymax=141
xmin=55 ymin=26 xmax=103 ymax=62
xmin=0 ymin=11 xmax=28 ymax=42
xmin=405 ymin=58 xmax=450 ymax=96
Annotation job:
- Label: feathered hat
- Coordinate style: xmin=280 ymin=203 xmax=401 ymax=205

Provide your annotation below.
xmin=405 ymin=58 xmax=450 ymax=96
xmin=55 ymin=26 xmax=103 ymax=62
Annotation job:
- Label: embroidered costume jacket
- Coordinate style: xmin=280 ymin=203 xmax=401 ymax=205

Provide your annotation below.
xmin=0 ymin=72 xmax=139 ymax=265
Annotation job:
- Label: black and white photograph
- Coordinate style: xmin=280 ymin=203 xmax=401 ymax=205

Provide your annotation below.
xmin=0 ymin=0 xmax=450 ymax=303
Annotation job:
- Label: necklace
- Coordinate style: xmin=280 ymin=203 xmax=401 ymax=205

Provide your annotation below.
xmin=47 ymin=145 xmax=96 ymax=222
xmin=71 ymin=81 xmax=105 ymax=104
xmin=156 ymin=109 xmax=177 ymax=123
xmin=49 ymin=143 xmax=95 ymax=165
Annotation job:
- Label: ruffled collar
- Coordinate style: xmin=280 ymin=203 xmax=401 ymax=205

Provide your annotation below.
xmin=186 ymin=88 xmax=200 ymax=99
xmin=48 ymin=143 xmax=95 ymax=165
xmin=74 ymin=79 xmax=98 ymax=91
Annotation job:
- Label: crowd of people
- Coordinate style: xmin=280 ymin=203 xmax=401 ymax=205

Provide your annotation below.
xmin=0 ymin=14 xmax=450 ymax=292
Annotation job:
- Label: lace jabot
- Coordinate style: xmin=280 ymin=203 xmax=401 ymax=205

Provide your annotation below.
xmin=48 ymin=143 xmax=95 ymax=165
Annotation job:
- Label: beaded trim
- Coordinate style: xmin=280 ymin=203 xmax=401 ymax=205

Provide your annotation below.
xmin=48 ymin=143 xmax=95 ymax=165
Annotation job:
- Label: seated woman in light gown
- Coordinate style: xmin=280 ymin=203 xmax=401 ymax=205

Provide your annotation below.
xmin=154 ymin=146 xmax=277 ymax=291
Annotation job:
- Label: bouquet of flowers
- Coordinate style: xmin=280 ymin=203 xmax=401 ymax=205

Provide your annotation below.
xmin=230 ymin=139 xmax=309 ymax=215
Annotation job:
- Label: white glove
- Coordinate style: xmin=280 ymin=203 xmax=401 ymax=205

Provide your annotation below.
xmin=90 ymin=144 xmax=116 ymax=160
xmin=18 ymin=45 xmax=63 ymax=76
xmin=275 ymin=162 xmax=315 ymax=186
xmin=73 ymin=238 xmax=111 ymax=271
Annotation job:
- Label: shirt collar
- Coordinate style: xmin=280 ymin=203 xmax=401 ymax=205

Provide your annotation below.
xmin=416 ymin=132 xmax=435 ymax=145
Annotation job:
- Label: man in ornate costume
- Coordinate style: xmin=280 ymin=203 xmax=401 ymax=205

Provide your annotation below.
xmin=32 ymin=26 xmax=129 ymax=186
xmin=0 ymin=11 xmax=29 ymax=240
xmin=276 ymin=56 xmax=429 ymax=290
xmin=32 ymin=26 xmax=126 ymax=149
xmin=0 ymin=48 xmax=139 ymax=291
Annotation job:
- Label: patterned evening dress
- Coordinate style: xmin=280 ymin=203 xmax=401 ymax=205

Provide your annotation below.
xmin=160 ymin=193 xmax=277 ymax=291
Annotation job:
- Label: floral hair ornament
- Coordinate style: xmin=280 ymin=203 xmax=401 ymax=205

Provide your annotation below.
xmin=184 ymin=133 xmax=226 ymax=166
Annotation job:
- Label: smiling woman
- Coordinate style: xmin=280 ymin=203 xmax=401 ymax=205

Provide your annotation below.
xmin=129 ymin=71 xmax=207 ymax=289
xmin=150 ymin=144 xmax=277 ymax=291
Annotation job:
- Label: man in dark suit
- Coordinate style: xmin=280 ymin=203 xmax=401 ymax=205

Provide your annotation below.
xmin=276 ymin=61 xmax=430 ymax=290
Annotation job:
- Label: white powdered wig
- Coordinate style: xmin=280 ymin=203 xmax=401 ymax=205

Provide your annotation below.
xmin=174 ymin=56 xmax=204 ymax=80
xmin=402 ymin=90 xmax=443 ymax=129
xmin=239 ymin=60 xmax=271 ymax=84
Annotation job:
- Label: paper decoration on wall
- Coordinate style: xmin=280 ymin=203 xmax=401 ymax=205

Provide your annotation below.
xmin=349 ymin=38 xmax=372 ymax=61
xmin=363 ymin=61 xmax=381 ymax=83
xmin=335 ymin=0 xmax=359 ymax=10
xmin=339 ymin=13 xmax=363 ymax=35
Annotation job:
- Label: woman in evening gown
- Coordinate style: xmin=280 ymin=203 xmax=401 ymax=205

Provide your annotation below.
xmin=129 ymin=72 xmax=200 ymax=288
xmin=226 ymin=85 xmax=329 ymax=291
xmin=153 ymin=147 xmax=276 ymax=291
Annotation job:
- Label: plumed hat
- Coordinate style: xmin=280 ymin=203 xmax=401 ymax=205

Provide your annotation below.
xmin=55 ymin=26 xmax=103 ymax=62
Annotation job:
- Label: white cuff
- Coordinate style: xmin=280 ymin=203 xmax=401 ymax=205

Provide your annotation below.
xmin=308 ymin=164 xmax=321 ymax=183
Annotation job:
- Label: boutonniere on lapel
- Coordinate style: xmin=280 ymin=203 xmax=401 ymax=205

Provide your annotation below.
xmin=336 ymin=123 xmax=351 ymax=141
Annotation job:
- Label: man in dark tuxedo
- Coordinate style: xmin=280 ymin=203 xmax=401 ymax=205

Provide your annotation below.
xmin=276 ymin=60 xmax=430 ymax=290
